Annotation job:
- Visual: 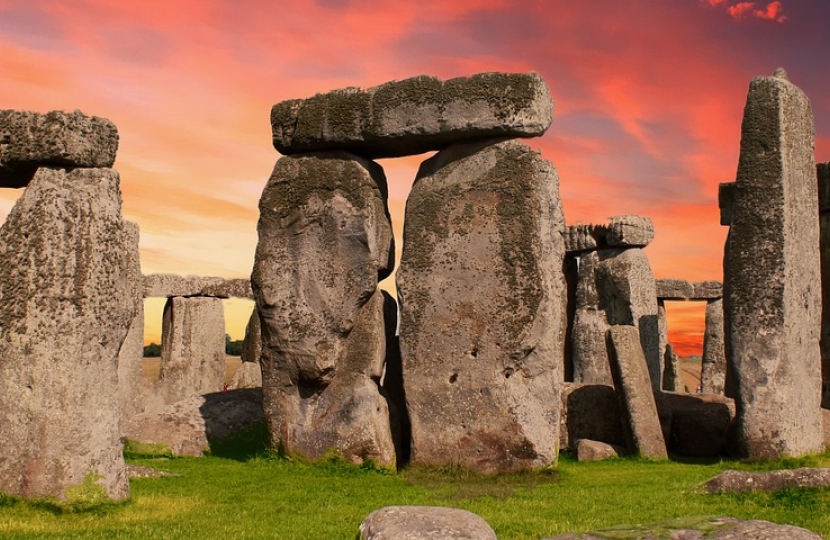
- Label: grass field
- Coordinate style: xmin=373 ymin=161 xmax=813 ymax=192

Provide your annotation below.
xmin=1 ymin=422 xmax=829 ymax=540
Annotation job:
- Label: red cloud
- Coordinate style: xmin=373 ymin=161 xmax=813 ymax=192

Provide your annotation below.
xmin=705 ymin=0 xmax=786 ymax=22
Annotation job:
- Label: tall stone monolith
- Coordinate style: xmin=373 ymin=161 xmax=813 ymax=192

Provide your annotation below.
xmin=571 ymin=251 xmax=612 ymax=385
xmin=725 ymin=70 xmax=823 ymax=458
xmin=117 ymin=221 xmax=145 ymax=419
xmin=818 ymin=162 xmax=830 ymax=408
xmin=397 ymin=138 xmax=566 ymax=472
xmin=252 ymin=151 xmax=396 ymax=466
xmin=0 ymin=167 xmax=135 ymax=500
xmin=701 ymin=299 xmax=726 ymax=395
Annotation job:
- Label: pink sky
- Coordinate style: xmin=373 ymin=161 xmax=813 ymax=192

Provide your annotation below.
xmin=1 ymin=0 xmax=828 ymax=355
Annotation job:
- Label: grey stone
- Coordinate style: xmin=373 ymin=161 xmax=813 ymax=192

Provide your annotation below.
xmin=0 ymin=167 xmax=135 ymax=500
xmin=397 ymin=138 xmax=565 ymax=472
xmin=229 ymin=361 xmax=262 ymax=389
xmin=605 ymin=326 xmax=667 ymax=459
xmin=544 ymin=517 xmax=822 ymax=540
xmin=149 ymin=296 xmax=226 ymax=412
xmin=596 ymin=249 xmax=662 ymax=390
xmin=143 ymin=273 xmax=252 ymax=299
xmin=664 ymin=392 xmax=734 ymax=457
xmin=574 ymin=439 xmax=623 ymax=461
xmin=718 ymin=182 xmax=735 ymax=226
xmin=725 ymin=72 xmax=823 ymax=458
xmin=662 ymin=344 xmax=681 ymax=392
xmin=252 ymin=151 xmax=395 ymax=466
xmin=655 ymin=279 xmax=694 ymax=300
xmin=701 ymin=299 xmax=726 ymax=395
xmin=118 ymin=221 xmax=145 ymax=419
xmin=703 ymin=468 xmax=830 ymax=493
xmin=604 ymin=215 xmax=654 ymax=247
xmin=563 ymin=223 xmax=600 ymax=253
xmin=0 ymin=109 xmax=118 ymax=188
xmin=124 ymin=389 xmax=263 ymax=457
xmin=693 ymin=281 xmax=723 ymax=299
xmin=240 ymin=306 xmax=262 ymax=364
xmin=359 ymin=506 xmax=497 ymax=540
xmin=271 ymin=72 xmax=552 ymax=159
xmin=818 ymin=162 xmax=830 ymax=213
xmin=571 ymin=251 xmax=612 ymax=385
xmin=560 ymin=383 xmax=625 ymax=450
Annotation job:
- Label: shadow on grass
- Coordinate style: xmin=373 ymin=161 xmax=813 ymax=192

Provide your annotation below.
xmin=403 ymin=463 xmax=559 ymax=501
xmin=207 ymin=420 xmax=271 ymax=461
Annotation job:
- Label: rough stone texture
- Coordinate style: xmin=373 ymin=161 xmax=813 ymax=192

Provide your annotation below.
xmin=118 ymin=221 xmax=145 ymax=419
xmin=0 ymin=109 xmax=118 ymax=188
xmin=143 ymin=273 xmax=252 ymax=299
xmin=571 ymin=251 xmax=612 ymax=385
xmin=560 ymin=383 xmax=625 ymax=450
xmin=655 ymin=279 xmax=694 ymax=300
xmin=252 ymin=151 xmax=395 ymax=466
xmin=397 ymin=138 xmax=565 ymax=472
xmin=150 ymin=296 xmax=226 ymax=412
xmin=605 ymin=326 xmax=667 ymax=459
xmin=718 ymin=182 xmax=735 ymax=226
xmin=381 ymin=290 xmax=410 ymax=466
xmin=724 ymin=72 xmax=824 ymax=458
xmin=596 ymin=249 xmax=662 ymax=390
xmin=574 ymin=439 xmax=623 ymax=461
xmin=563 ymin=223 xmax=600 ymax=253
xmin=272 ymin=72 xmax=552 ymax=159
xmin=124 ymin=389 xmax=263 ymax=457
xmin=241 ymin=306 xmax=262 ymax=364
xmin=820 ymin=163 xmax=830 ymax=408
xmin=701 ymin=299 xmax=726 ymax=395
xmin=703 ymin=468 xmax=830 ymax=493
xmin=545 ymin=517 xmax=822 ymax=540
xmin=359 ymin=506 xmax=498 ymax=540
xmin=662 ymin=343 xmax=681 ymax=392
xmin=605 ymin=215 xmax=654 ymax=247
xmin=0 ymin=167 xmax=135 ymax=500
xmin=664 ymin=392 xmax=734 ymax=457
xmin=229 ymin=361 xmax=262 ymax=389
xmin=824 ymin=408 xmax=830 ymax=448
xmin=694 ymin=281 xmax=724 ymax=299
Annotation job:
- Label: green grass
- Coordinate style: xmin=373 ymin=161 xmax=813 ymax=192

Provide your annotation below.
xmin=0 ymin=430 xmax=829 ymax=539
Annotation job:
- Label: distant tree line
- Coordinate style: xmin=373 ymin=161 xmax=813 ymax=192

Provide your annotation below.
xmin=143 ymin=334 xmax=244 ymax=357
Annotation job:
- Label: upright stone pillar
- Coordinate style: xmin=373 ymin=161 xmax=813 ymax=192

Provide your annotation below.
xmin=662 ymin=343 xmax=681 ymax=392
xmin=156 ymin=296 xmax=225 ymax=406
xmin=118 ymin=221 xmax=145 ymax=419
xmin=0 ymin=167 xmax=135 ymax=500
xmin=252 ymin=152 xmax=396 ymax=466
xmin=818 ymin=162 xmax=830 ymax=408
xmin=397 ymin=139 xmax=566 ymax=472
xmin=701 ymin=298 xmax=726 ymax=395
xmin=725 ymin=70 xmax=823 ymax=458
xmin=571 ymin=251 xmax=612 ymax=385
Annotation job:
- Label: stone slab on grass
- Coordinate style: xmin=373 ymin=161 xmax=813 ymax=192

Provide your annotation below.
xmin=360 ymin=506 xmax=497 ymax=540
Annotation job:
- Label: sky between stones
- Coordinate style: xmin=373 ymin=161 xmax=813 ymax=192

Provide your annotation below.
xmin=1 ymin=0 xmax=828 ymax=355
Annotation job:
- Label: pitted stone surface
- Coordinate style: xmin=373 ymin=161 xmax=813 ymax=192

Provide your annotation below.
xmin=397 ymin=138 xmax=565 ymax=472
xmin=606 ymin=326 xmax=667 ymax=459
xmin=271 ymin=72 xmax=552 ymax=158
xmin=143 ymin=273 xmax=252 ymax=299
xmin=655 ymin=279 xmax=694 ymax=300
xmin=0 ymin=109 xmax=118 ymax=188
xmin=563 ymin=224 xmax=601 ymax=253
xmin=571 ymin=251 xmax=612 ymax=385
xmin=605 ymin=215 xmax=654 ymax=247
xmin=0 ymin=167 xmax=135 ymax=500
xmin=230 ymin=361 xmax=262 ymax=389
xmin=701 ymin=299 xmax=726 ymax=395
xmin=252 ymin=151 xmax=395 ymax=466
xmin=725 ymin=72 xmax=823 ymax=459
xmin=703 ymin=468 xmax=830 ymax=493
xmin=662 ymin=343 xmax=681 ymax=392
xmin=359 ymin=506 xmax=498 ymax=540
xmin=118 ymin=221 xmax=145 ymax=419
xmin=545 ymin=517 xmax=821 ymax=540
xmin=241 ymin=307 xmax=262 ymax=364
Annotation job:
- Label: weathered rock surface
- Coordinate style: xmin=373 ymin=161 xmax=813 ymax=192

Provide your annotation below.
xmin=571 ymin=251 xmax=612 ymax=385
xmin=118 ymin=221 xmax=145 ymax=419
xmin=397 ymin=138 xmax=566 ymax=472
xmin=701 ymin=298 xmax=726 ymax=395
xmin=725 ymin=71 xmax=823 ymax=458
xmin=252 ymin=151 xmax=395 ymax=465
xmin=819 ymin=162 xmax=830 ymax=408
xmin=605 ymin=215 xmax=654 ymax=247
xmin=606 ymin=326 xmax=667 ymax=459
xmin=563 ymin=223 xmax=600 ymax=253
xmin=143 ymin=273 xmax=252 ymax=299
xmin=545 ymin=517 xmax=822 ymax=540
xmin=359 ymin=506 xmax=497 ymax=540
xmin=664 ymin=392 xmax=734 ymax=457
xmin=0 ymin=109 xmax=118 ymax=188
xmin=694 ymin=281 xmax=723 ymax=299
xmin=241 ymin=307 xmax=262 ymax=364
xmin=655 ymin=280 xmax=724 ymax=300
xmin=662 ymin=343 xmax=681 ymax=392
xmin=0 ymin=167 xmax=135 ymax=500
xmin=703 ymin=468 xmax=830 ymax=493
xmin=574 ymin=439 xmax=623 ymax=461
xmin=272 ymin=72 xmax=552 ymax=159
xmin=124 ymin=389 xmax=263 ymax=457
xmin=560 ymin=383 xmax=625 ymax=450
xmin=149 ymin=296 xmax=226 ymax=412
xmin=230 ymin=361 xmax=262 ymax=389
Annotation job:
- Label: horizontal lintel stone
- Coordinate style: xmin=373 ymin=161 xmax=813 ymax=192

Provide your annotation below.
xmin=143 ymin=273 xmax=252 ymax=299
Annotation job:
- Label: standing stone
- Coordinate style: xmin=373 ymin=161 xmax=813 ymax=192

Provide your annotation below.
xmin=662 ymin=344 xmax=681 ymax=392
xmin=153 ymin=296 xmax=225 ymax=409
xmin=725 ymin=71 xmax=823 ymax=458
xmin=818 ymin=162 xmax=830 ymax=408
xmin=0 ymin=167 xmax=135 ymax=500
xmin=252 ymin=151 xmax=395 ymax=465
xmin=118 ymin=221 xmax=145 ymax=419
xmin=606 ymin=326 xmax=667 ymax=459
xmin=571 ymin=251 xmax=612 ymax=385
xmin=241 ymin=306 xmax=262 ymax=364
xmin=397 ymin=138 xmax=565 ymax=472
xmin=701 ymin=299 xmax=726 ymax=395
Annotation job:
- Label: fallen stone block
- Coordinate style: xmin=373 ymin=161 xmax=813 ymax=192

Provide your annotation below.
xmin=545 ymin=517 xmax=821 ymax=540
xmin=359 ymin=506 xmax=497 ymax=540
xmin=703 ymin=468 xmax=830 ymax=493
xmin=574 ymin=439 xmax=624 ymax=461
xmin=272 ymin=72 xmax=552 ymax=158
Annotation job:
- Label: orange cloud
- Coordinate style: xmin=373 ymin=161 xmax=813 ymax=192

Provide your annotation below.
xmin=707 ymin=0 xmax=787 ymax=22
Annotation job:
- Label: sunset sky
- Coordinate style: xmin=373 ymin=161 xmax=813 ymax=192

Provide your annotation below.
xmin=1 ymin=0 xmax=828 ymax=355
